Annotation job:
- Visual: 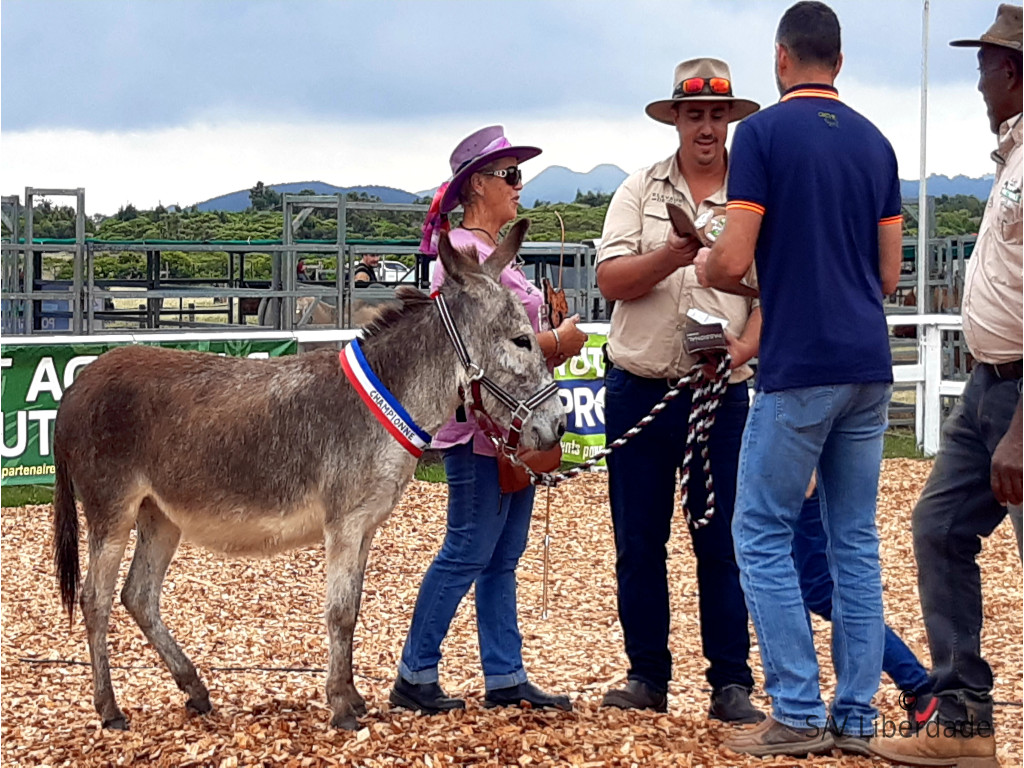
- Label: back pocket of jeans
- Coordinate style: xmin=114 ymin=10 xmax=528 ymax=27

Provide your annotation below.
xmin=775 ymin=387 xmax=834 ymax=431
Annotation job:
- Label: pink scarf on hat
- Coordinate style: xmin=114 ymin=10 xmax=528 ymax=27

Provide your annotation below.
xmin=419 ymin=182 xmax=450 ymax=257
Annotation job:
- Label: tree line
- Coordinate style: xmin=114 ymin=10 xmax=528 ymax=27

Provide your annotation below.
xmin=5 ymin=188 xmax=983 ymax=282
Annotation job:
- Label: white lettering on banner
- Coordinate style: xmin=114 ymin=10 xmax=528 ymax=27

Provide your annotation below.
xmin=560 ymin=346 xmax=606 ymax=378
xmin=574 ymin=388 xmax=599 ymax=429
xmin=64 ymin=356 xmax=99 ymax=387
xmin=29 ymin=410 xmax=58 ymax=455
xmin=26 ymin=358 xmax=61 ymax=403
xmin=1 ymin=411 xmax=28 ymax=457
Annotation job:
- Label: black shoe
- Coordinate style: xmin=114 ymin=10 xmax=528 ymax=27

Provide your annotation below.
xmin=709 ymin=684 xmax=765 ymax=724
xmin=484 ymin=681 xmax=572 ymax=711
xmin=601 ymin=679 xmax=668 ymax=712
xmin=389 ymin=677 xmax=465 ymax=714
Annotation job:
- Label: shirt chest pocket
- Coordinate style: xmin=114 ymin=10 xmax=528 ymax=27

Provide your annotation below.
xmin=641 ymin=204 xmax=674 ymax=255
xmin=998 ymin=193 xmax=1022 ymax=246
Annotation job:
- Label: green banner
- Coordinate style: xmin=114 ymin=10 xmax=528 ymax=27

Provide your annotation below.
xmin=1 ymin=339 xmax=297 ymax=486
xmin=553 ymin=332 xmax=608 ymax=466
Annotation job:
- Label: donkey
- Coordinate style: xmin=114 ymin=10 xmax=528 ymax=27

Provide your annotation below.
xmin=52 ymin=219 xmax=565 ymax=731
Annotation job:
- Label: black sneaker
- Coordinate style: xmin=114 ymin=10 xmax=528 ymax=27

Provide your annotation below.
xmin=389 ymin=677 xmax=465 ymax=714
xmin=601 ymin=679 xmax=668 ymax=712
xmin=709 ymin=684 xmax=765 ymax=724
xmin=484 ymin=681 xmax=572 ymax=711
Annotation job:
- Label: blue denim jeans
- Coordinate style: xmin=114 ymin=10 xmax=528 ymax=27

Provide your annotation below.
xmin=734 ymin=382 xmax=891 ymax=734
xmin=795 ymin=490 xmax=930 ymax=695
xmin=399 ymin=442 xmax=535 ymax=691
xmin=605 ymin=367 xmax=754 ymax=693
xmin=912 ymin=364 xmax=1020 ymax=724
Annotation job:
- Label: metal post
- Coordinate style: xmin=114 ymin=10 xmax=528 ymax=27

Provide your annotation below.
xmin=24 ymin=189 xmax=34 ymax=334
xmin=73 ymin=188 xmax=85 ymax=333
xmin=338 ymin=195 xmax=348 ymax=328
xmin=282 ymin=198 xmax=294 ymax=331
xmin=917 ymin=0 xmax=930 ymax=316
xmin=921 ymin=322 xmax=943 ymax=456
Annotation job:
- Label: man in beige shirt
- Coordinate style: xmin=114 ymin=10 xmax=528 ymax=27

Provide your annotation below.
xmin=873 ymin=5 xmax=1023 ymax=766
xmin=596 ymin=57 xmax=763 ymax=722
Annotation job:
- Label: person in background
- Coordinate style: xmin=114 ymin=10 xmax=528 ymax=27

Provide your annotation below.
xmin=596 ymin=57 xmax=764 ymax=724
xmin=794 ymin=491 xmax=932 ymax=699
xmin=697 ymin=1 xmax=902 ymax=756
xmin=353 ymin=253 xmax=380 ymax=284
xmin=390 ymin=125 xmax=587 ymax=715
xmin=872 ymin=6 xmax=1022 ymax=766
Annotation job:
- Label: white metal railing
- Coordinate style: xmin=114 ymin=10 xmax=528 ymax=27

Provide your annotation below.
xmin=2 ymin=314 xmax=965 ymax=457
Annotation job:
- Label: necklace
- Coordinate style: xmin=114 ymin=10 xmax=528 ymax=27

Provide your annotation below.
xmin=459 ymin=226 xmax=498 ymax=246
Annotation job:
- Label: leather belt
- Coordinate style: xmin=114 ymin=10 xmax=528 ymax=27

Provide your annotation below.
xmin=983 ymin=360 xmax=1023 ymax=380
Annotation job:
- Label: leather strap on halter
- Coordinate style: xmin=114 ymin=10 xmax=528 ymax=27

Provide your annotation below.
xmin=433 ymin=290 xmax=559 ymax=453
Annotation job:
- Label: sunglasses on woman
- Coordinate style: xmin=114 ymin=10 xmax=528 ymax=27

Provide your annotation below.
xmin=479 ymin=166 xmax=523 ymax=186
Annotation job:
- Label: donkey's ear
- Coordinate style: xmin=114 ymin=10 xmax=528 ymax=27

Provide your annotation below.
xmin=437 ymin=231 xmax=469 ymax=285
xmin=481 ymin=218 xmax=530 ymax=281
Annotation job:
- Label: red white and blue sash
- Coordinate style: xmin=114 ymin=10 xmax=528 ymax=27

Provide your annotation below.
xmin=340 ymin=339 xmax=431 ymax=457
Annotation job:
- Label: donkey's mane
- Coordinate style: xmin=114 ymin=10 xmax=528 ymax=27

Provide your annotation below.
xmin=361 ymin=286 xmax=434 ymax=338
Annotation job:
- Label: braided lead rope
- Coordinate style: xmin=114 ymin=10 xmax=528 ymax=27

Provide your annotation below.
xmin=494 ymin=355 xmax=733 ymax=522
xmin=680 ymin=371 xmax=731 ymax=528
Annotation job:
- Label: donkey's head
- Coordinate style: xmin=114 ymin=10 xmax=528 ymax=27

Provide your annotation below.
xmin=437 ymin=219 xmax=565 ymax=451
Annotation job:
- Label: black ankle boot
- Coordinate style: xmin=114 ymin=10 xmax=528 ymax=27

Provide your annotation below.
xmin=484 ymin=681 xmax=572 ymax=711
xmin=709 ymin=684 xmax=765 ymax=724
xmin=389 ymin=677 xmax=465 ymax=714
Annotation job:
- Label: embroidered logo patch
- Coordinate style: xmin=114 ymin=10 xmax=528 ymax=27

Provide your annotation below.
xmin=1000 ymin=180 xmax=1022 ymax=205
xmin=818 ymin=111 xmax=838 ymax=128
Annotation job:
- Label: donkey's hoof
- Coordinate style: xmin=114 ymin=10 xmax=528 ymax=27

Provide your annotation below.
xmin=352 ymin=698 xmax=367 ymax=717
xmin=102 ymin=715 xmax=129 ymax=731
xmin=185 ymin=695 xmax=213 ymax=716
xmin=330 ymin=712 xmax=359 ymax=731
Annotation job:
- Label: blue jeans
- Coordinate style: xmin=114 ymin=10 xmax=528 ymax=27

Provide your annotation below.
xmin=795 ymin=490 xmax=930 ymax=695
xmin=399 ymin=442 xmax=535 ymax=691
xmin=605 ymin=367 xmax=754 ymax=693
xmin=734 ymin=382 xmax=891 ymax=734
xmin=912 ymin=364 xmax=1020 ymax=724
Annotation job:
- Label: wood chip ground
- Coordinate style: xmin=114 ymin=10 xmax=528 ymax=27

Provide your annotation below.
xmin=2 ymin=459 xmax=1021 ymax=767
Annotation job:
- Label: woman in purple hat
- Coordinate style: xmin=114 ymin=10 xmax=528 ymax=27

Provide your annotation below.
xmin=391 ymin=126 xmax=587 ymax=714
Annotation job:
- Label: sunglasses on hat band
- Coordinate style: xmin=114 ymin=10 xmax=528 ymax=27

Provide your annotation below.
xmin=479 ymin=166 xmax=523 ymax=186
xmin=675 ymin=77 xmax=732 ymax=97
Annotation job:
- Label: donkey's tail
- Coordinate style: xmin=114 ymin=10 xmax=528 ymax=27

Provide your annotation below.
xmin=52 ymin=457 xmax=80 ymax=624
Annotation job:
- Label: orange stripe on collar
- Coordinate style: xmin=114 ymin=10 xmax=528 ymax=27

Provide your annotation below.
xmin=781 ymin=88 xmax=840 ymax=102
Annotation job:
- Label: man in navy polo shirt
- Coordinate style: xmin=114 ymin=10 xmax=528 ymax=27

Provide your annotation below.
xmin=696 ymin=0 xmax=902 ymax=757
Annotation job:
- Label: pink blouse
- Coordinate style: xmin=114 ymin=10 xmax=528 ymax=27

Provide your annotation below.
xmin=430 ymin=227 xmax=544 ymax=456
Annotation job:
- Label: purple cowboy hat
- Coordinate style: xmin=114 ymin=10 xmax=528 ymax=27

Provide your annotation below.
xmin=439 ymin=125 xmax=542 ymax=214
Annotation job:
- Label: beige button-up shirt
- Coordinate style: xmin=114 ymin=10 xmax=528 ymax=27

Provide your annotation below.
xmin=962 ymin=113 xmax=1023 ymax=364
xmin=597 ymin=153 xmax=757 ymax=382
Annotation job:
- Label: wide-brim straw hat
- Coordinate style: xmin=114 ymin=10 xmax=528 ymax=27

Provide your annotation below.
xmin=950 ymin=3 xmax=1022 ymax=51
xmin=645 ymin=57 xmax=759 ymax=125
xmin=439 ymin=125 xmax=542 ymax=214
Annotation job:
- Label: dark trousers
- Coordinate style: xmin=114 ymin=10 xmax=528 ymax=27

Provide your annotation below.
xmin=605 ymin=366 xmax=754 ymax=692
xmin=912 ymin=364 xmax=1020 ymax=723
xmin=795 ymin=491 xmax=930 ymax=694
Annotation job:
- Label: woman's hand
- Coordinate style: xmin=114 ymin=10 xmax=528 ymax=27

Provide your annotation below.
xmin=550 ymin=314 xmax=588 ymax=366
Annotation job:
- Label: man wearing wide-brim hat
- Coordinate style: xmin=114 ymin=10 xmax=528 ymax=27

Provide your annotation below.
xmin=873 ymin=6 xmax=1022 ymax=765
xmin=595 ymin=57 xmax=764 ymax=723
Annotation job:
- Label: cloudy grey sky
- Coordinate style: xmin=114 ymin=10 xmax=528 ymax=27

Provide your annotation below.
xmin=1 ymin=0 xmax=1011 ymax=214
